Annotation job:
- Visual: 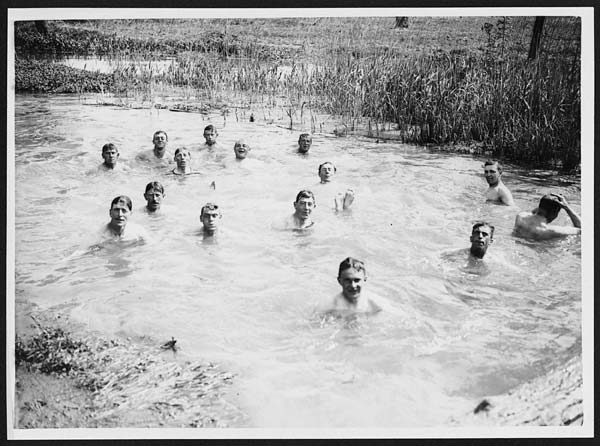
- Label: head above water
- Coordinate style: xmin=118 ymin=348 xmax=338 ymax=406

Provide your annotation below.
xmin=318 ymin=162 xmax=337 ymax=182
xmin=203 ymin=125 xmax=218 ymax=145
xmin=234 ymin=139 xmax=251 ymax=159
xmin=152 ymin=130 xmax=168 ymax=150
xmin=538 ymin=194 xmax=563 ymax=222
xmin=469 ymin=221 xmax=494 ymax=259
xmin=298 ymin=133 xmax=312 ymax=153
xmin=200 ymin=202 xmax=221 ymax=234
xmin=144 ymin=181 xmax=165 ymax=211
xmin=101 ymin=143 xmax=119 ymax=167
xmin=483 ymin=160 xmax=503 ymax=186
xmin=337 ymin=257 xmax=367 ymax=303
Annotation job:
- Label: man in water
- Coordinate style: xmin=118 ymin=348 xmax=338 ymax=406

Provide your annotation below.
xmin=136 ymin=130 xmax=172 ymax=164
xmin=469 ymin=222 xmax=494 ymax=259
xmin=284 ymin=190 xmax=316 ymax=230
xmin=200 ymin=202 xmax=221 ymax=236
xmin=514 ymin=193 xmax=581 ymax=239
xmin=483 ymin=160 xmax=514 ymax=205
xmin=143 ymin=181 xmax=165 ymax=213
xmin=298 ymin=133 xmax=312 ymax=154
xmin=172 ymin=147 xmax=198 ymax=175
xmin=326 ymin=257 xmax=384 ymax=313
xmin=101 ymin=195 xmax=147 ymax=241
xmin=99 ymin=143 xmax=120 ymax=170
xmin=203 ymin=125 xmax=219 ymax=147
xmin=317 ymin=161 xmax=355 ymax=210
xmin=233 ymin=139 xmax=251 ymax=160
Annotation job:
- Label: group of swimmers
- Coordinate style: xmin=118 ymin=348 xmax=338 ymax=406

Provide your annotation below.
xmin=96 ymin=124 xmax=582 ymax=314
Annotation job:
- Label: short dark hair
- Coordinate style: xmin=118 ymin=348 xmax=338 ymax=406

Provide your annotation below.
xmin=483 ymin=159 xmax=502 ymax=174
xmin=295 ymin=190 xmax=315 ymax=203
xmin=110 ymin=195 xmax=132 ymax=211
xmin=318 ymin=162 xmax=336 ymax=175
xmin=298 ymin=133 xmax=312 ymax=141
xmin=102 ymin=143 xmax=118 ymax=153
xmin=204 ymin=125 xmax=217 ymax=133
xmin=539 ymin=194 xmax=562 ymax=214
xmin=338 ymin=257 xmax=366 ymax=278
xmin=153 ymin=130 xmax=168 ymax=140
xmin=145 ymin=181 xmax=164 ymax=195
xmin=174 ymin=147 xmax=190 ymax=157
xmin=200 ymin=202 xmax=220 ymax=218
xmin=472 ymin=221 xmax=495 ymax=239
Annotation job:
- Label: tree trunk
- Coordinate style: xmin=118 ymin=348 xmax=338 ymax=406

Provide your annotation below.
xmin=528 ymin=17 xmax=545 ymax=59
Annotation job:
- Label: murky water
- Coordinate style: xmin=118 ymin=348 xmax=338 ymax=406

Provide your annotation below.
xmin=12 ymin=94 xmax=582 ymax=428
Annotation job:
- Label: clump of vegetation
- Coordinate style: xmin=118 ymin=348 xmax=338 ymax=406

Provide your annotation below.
xmin=15 ymin=57 xmax=115 ymax=93
xmin=15 ymin=319 xmax=244 ymax=427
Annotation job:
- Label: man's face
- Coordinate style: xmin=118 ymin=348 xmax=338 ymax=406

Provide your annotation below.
xmin=338 ymin=268 xmax=366 ymax=303
xmin=294 ymin=196 xmax=315 ymax=219
xmin=298 ymin=135 xmax=312 ymax=153
xmin=144 ymin=188 xmax=164 ymax=211
xmin=204 ymin=129 xmax=218 ymax=145
xmin=109 ymin=201 xmax=131 ymax=228
xmin=319 ymin=163 xmax=335 ymax=182
xmin=174 ymin=150 xmax=191 ymax=168
xmin=153 ymin=133 xmax=168 ymax=150
xmin=470 ymin=225 xmax=493 ymax=258
xmin=484 ymin=163 xmax=501 ymax=186
xmin=201 ymin=209 xmax=221 ymax=233
xmin=234 ymin=142 xmax=250 ymax=159
xmin=102 ymin=148 xmax=119 ymax=167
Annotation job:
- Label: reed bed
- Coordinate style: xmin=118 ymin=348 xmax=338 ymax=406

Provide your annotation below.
xmin=15 ymin=17 xmax=580 ymax=169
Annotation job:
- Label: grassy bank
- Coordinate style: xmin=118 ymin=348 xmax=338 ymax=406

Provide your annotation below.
xmin=15 ymin=309 xmax=244 ymax=428
xmin=14 ymin=17 xmax=581 ymax=169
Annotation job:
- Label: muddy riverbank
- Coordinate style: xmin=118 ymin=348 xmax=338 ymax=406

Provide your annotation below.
xmin=13 ymin=303 xmax=245 ymax=428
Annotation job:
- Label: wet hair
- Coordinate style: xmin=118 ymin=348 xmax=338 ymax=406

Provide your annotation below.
xmin=295 ymin=190 xmax=315 ymax=204
xmin=153 ymin=130 xmax=168 ymax=140
xmin=110 ymin=195 xmax=132 ymax=211
xmin=298 ymin=133 xmax=312 ymax=141
xmin=538 ymin=194 xmax=562 ymax=216
xmin=174 ymin=147 xmax=191 ymax=157
xmin=318 ymin=162 xmax=337 ymax=175
xmin=144 ymin=181 xmax=164 ymax=195
xmin=204 ymin=125 xmax=217 ymax=133
xmin=338 ymin=257 xmax=367 ymax=278
xmin=472 ymin=221 xmax=495 ymax=239
xmin=483 ymin=159 xmax=502 ymax=174
xmin=200 ymin=202 xmax=220 ymax=218
xmin=102 ymin=143 xmax=118 ymax=153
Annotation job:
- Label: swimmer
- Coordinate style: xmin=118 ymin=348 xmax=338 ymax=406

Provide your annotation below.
xmin=200 ymin=202 xmax=221 ymax=236
xmin=203 ymin=125 xmax=219 ymax=147
xmin=136 ymin=130 xmax=173 ymax=164
xmin=483 ymin=160 xmax=514 ymax=206
xmin=143 ymin=181 xmax=165 ymax=213
xmin=100 ymin=143 xmax=119 ymax=170
xmin=317 ymin=161 xmax=355 ymax=210
xmin=233 ymin=139 xmax=251 ymax=160
xmin=298 ymin=133 xmax=312 ymax=154
xmin=514 ymin=193 xmax=581 ymax=240
xmin=101 ymin=195 xmax=147 ymax=241
xmin=172 ymin=147 xmax=198 ymax=175
xmin=469 ymin=221 xmax=494 ymax=259
xmin=323 ymin=257 xmax=391 ymax=314
xmin=284 ymin=190 xmax=316 ymax=230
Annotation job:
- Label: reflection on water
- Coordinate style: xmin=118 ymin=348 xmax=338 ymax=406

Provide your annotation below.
xmin=13 ymin=94 xmax=582 ymax=428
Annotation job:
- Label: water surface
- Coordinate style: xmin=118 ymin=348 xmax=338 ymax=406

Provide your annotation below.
xmin=13 ymin=94 xmax=582 ymax=428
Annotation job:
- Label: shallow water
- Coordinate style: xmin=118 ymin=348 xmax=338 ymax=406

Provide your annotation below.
xmin=12 ymin=94 xmax=582 ymax=428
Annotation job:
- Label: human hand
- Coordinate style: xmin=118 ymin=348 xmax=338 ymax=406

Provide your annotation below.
xmin=550 ymin=193 xmax=568 ymax=208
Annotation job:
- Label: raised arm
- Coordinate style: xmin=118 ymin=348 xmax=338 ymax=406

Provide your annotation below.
xmin=554 ymin=194 xmax=581 ymax=228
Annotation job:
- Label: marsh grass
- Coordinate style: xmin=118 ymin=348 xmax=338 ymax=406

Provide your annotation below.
xmin=15 ymin=17 xmax=580 ymax=168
